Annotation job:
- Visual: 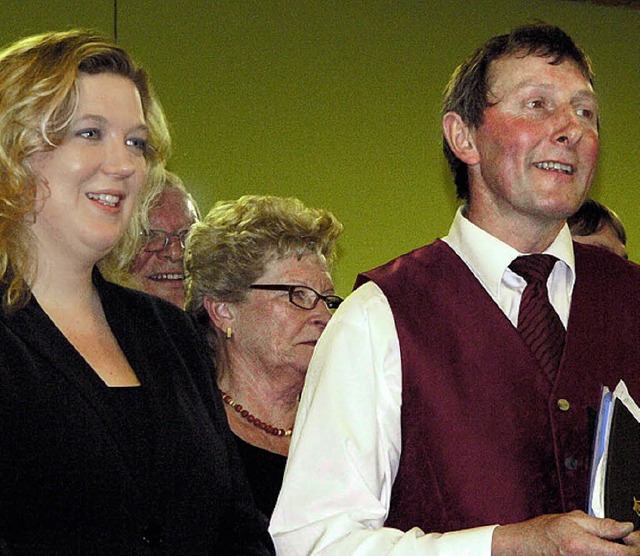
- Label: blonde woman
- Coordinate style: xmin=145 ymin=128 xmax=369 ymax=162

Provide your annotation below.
xmin=0 ymin=31 xmax=273 ymax=554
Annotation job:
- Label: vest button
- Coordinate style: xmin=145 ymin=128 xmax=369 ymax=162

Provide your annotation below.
xmin=557 ymin=398 xmax=571 ymax=411
xmin=564 ymin=456 xmax=578 ymax=470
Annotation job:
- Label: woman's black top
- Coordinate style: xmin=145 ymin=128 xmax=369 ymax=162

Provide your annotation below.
xmin=233 ymin=434 xmax=287 ymax=518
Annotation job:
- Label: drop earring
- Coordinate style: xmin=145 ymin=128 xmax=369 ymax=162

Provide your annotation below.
xmin=226 ymin=327 xmax=233 ymax=339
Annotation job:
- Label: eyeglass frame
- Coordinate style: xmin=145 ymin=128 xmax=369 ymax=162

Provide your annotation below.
xmin=248 ymin=284 xmax=343 ymax=311
xmin=141 ymin=229 xmax=190 ymax=253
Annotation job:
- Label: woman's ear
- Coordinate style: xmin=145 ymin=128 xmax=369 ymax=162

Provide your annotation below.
xmin=442 ymin=111 xmax=480 ymax=166
xmin=203 ymin=297 xmax=234 ymax=333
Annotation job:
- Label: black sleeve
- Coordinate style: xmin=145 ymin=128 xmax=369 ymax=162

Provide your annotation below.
xmin=0 ymin=538 xmax=13 ymax=555
xmin=166 ymin=308 xmax=275 ymax=555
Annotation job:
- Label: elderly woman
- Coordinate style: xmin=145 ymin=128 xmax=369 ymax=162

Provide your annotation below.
xmin=184 ymin=194 xmax=343 ymax=517
xmin=0 ymin=30 xmax=272 ymax=554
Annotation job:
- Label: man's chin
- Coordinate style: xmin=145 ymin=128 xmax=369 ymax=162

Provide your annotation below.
xmin=144 ymin=280 xmax=185 ymax=308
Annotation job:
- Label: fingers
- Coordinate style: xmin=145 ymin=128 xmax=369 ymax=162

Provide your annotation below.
xmin=593 ymin=517 xmax=635 ymax=541
xmin=492 ymin=511 xmax=639 ymax=555
xmin=622 ymin=530 xmax=640 ymax=547
xmin=565 ymin=511 xmax=634 ymax=541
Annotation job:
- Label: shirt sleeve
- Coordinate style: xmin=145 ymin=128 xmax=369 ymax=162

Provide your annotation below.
xmin=269 ymin=281 xmax=496 ymax=555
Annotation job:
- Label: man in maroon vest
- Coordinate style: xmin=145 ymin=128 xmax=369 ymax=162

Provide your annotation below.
xmin=271 ymin=23 xmax=640 ymax=555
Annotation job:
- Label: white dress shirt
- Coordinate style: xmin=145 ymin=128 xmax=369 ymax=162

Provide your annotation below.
xmin=270 ymin=208 xmax=576 ymax=555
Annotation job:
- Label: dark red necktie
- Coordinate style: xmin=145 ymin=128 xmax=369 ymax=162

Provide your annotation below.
xmin=509 ymin=254 xmax=566 ymax=379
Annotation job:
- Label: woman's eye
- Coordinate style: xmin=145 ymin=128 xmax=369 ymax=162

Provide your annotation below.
xmin=291 ymin=290 xmax=306 ymax=301
xmin=126 ymin=137 xmax=149 ymax=154
xmin=77 ymin=128 xmax=101 ymax=140
xmin=127 ymin=137 xmax=148 ymax=152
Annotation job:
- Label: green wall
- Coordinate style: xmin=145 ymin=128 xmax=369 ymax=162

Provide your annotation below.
xmin=3 ymin=1 xmax=639 ymax=296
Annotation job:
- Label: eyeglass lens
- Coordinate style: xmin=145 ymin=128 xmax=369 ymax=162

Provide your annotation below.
xmin=290 ymin=286 xmax=342 ymax=310
xmin=144 ymin=230 xmax=189 ymax=252
xmin=248 ymin=284 xmax=343 ymax=311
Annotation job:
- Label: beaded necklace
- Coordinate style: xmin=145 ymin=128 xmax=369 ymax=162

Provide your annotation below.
xmin=220 ymin=390 xmax=293 ymax=437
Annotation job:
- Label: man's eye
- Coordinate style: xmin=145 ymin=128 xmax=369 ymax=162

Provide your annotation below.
xmin=526 ymin=99 xmax=544 ymax=109
xmin=576 ymin=108 xmax=595 ymax=120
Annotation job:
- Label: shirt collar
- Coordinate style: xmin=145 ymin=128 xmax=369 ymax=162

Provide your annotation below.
xmin=443 ymin=205 xmax=576 ymax=301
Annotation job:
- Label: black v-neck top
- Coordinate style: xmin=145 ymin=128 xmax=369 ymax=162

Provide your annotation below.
xmin=233 ymin=434 xmax=287 ymax=518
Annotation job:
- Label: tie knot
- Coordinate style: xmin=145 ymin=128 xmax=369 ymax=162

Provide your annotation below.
xmin=509 ymin=254 xmax=558 ymax=284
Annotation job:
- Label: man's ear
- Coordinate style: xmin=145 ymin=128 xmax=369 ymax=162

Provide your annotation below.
xmin=442 ymin=111 xmax=480 ymax=166
xmin=203 ymin=297 xmax=234 ymax=332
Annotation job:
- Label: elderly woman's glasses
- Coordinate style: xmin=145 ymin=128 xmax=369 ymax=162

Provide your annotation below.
xmin=142 ymin=229 xmax=189 ymax=252
xmin=249 ymin=284 xmax=343 ymax=311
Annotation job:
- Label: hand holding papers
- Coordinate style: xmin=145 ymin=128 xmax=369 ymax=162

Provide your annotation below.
xmin=589 ymin=380 xmax=640 ymax=529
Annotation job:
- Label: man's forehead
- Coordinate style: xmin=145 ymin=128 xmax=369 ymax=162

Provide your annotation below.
xmin=486 ymin=53 xmax=593 ymax=96
xmin=150 ymin=188 xmax=197 ymax=228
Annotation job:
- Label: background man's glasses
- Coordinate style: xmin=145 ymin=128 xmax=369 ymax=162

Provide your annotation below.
xmin=142 ymin=229 xmax=190 ymax=252
xmin=249 ymin=284 xmax=343 ymax=311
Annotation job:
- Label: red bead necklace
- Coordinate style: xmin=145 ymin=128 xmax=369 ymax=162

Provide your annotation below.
xmin=220 ymin=390 xmax=293 ymax=437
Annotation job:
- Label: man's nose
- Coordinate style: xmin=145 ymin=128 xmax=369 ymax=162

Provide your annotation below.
xmin=552 ymin=108 xmax=585 ymax=147
xmin=159 ymin=235 xmax=184 ymax=262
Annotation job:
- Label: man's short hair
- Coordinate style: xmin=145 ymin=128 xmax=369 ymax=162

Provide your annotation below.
xmin=442 ymin=23 xmax=594 ymax=201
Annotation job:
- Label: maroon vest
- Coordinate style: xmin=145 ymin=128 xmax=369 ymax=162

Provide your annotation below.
xmin=357 ymin=240 xmax=640 ymax=533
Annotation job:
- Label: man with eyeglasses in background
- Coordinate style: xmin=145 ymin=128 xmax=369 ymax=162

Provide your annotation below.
xmin=129 ymin=171 xmax=200 ymax=308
